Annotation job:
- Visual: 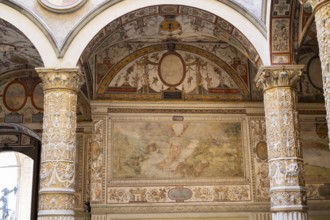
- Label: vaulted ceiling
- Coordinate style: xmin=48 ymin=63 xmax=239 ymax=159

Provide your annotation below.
xmin=0 ymin=1 xmax=322 ymax=104
xmin=0 ymin=19 xmax=42 ymax=86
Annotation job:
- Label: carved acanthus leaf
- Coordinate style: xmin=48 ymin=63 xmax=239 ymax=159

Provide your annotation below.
xmin=255 ymin=65 xmax=304 ymax=91
xmin=36 ymin=68 xmax=85 ymax=91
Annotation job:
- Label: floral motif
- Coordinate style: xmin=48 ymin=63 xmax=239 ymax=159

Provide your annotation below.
xmin=255 ymin=66 xmax=307 ymax=214
xmin=36 ymin=68 xmax=82 ymax=219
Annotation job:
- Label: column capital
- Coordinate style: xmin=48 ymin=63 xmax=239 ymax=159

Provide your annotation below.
xmin=299 ymin=0 xmax=330 ymax=13
xmin=35 ymin=68 xmax=85 ymax=92
xmin=255 ymin=65 xmax=304 ymax=91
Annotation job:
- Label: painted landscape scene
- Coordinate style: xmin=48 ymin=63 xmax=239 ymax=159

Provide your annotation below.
xmin=111 ymin=121 xmax=244 ymax=179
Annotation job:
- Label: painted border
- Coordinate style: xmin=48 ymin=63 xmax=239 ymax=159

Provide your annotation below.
xmin=31 ymin=81 xmax=44 ymax=111
xmin=3 ymin=80 xmax=27 ymax=112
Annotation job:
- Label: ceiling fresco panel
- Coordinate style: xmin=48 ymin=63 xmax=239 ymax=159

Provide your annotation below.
xmin=0 ymin=19 xmax=43 ymax=75
xmin=94 ymin=42 xmax=249 ymax=101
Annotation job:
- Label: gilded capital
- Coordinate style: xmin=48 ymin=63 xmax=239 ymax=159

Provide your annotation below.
xmin=255 ymin=65 xmax=304 ymax=91
xmin=36 ymin=68 xmax=85 ymax=92
xmin=299 ymin=0 xmax=330 ymax=12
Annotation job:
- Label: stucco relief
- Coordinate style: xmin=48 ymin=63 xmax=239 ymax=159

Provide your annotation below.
xmin=255 ymin=66 xmax=307 ymax=215
xmin=38 ymin=194 xmax=74 ymax=211
xmin=249 ymin=117 xmax=269 ymax=201
xmin=90 ymin=117 xmax=106 ymax=203
xmin=39 ymin=91 xmax=77 ymax=189
xmin=84 ymin=134 xmax=92 ymax=207
xmin=36 ymin=68 xmax=83 ymax=218
xmin=270 ymin=191 xmax=307 ymax=209
xmin=107 ymin=185 xmax=251 ymax=204
xmin=74 ymin=133 xmax=84 ymax=209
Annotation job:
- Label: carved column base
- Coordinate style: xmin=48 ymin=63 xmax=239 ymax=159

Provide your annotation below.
xmin=272 ymin=212 xmax=308 ymax=220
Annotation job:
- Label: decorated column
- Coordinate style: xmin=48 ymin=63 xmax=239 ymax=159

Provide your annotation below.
xmin=36 ymin=68 xmax=84 ymax=220
xmin=255 ymin=65 xmax=308 ymax=220
xmin=300 ymin=0 xmax=330 ymax=146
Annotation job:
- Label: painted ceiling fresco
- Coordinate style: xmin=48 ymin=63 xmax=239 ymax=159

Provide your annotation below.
xmin=84 ymin=5 xmax=258 ymax=101
xmin=0 ymin=19 xmax=43 ymax=75
xmin=83 ymin=6 xmax=260 ymax=65
xmin=0 ymin=3 xmax=322 ymax=103
xmin=94 ymin=42 xmax=249 ymax=101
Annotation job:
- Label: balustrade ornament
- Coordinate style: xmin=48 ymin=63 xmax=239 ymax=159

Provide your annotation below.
xmin=255 ymin=65 xmax=308 ymax=220
xmin=36 ymin=68 xmax=84 ymax=220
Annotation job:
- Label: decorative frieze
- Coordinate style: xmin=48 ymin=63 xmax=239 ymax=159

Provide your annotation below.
xmin=36 ymin=68 xmax=85 ymax=91
xmin=107 ymin=185 xmax=251 ymax=204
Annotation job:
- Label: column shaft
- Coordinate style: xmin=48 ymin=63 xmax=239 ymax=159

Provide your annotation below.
xmin=255 ymin=66 xmax=308 ymax=220
xmin=36 ymin=68 xmax=84 ymax=220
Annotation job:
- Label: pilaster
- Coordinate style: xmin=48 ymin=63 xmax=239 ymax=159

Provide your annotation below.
xmin=255 ymin=65 xmax=308 ymax=220
xmin=36 ymin=68 xmax=84 ymax=220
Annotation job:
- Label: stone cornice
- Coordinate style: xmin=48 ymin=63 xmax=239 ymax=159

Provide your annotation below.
xmin=36 ymin=68 xmax=85 ymax=92
xmin=255 ymin=65 xmax=304 ymax=91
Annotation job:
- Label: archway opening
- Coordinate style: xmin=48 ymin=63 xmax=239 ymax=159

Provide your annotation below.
xmin=0 ymin=123 xmax=41 ymax=220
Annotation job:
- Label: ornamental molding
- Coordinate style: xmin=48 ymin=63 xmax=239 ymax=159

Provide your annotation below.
xmin=108 ymin=108 xmax=246 ymax=115
xmin=37 ymin=0 xmax=87 ymax=14
xmin=90 ymin=203 xmax=271 ymax=214
xmin=36 ymin=68 xmax=85 ymax=92
xmin=255 ymin=65 xmax=304 ymax=91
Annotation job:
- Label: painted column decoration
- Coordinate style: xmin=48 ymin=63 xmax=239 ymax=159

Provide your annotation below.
xmin=299 ymin=0 xmax=330 ymax=147
xmin=36 ymin=68 xmax=84 ymax=220
xmin=255 ymin=65 xmax=308 ymax=220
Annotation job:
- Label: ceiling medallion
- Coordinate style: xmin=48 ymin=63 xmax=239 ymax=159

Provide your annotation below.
xmin=38 ymin=0 xmax=86 ymax=13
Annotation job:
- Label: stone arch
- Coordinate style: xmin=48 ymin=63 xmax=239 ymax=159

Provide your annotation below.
xmin=0 ymin=123 xmax=41 ymax=220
